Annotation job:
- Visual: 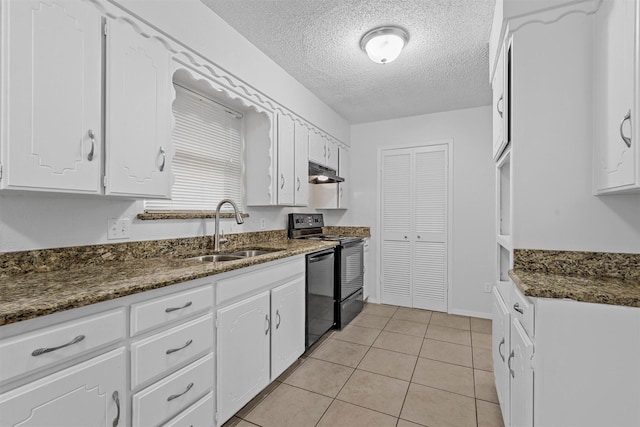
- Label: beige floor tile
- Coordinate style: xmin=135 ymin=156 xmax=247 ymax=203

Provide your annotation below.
xmin=474 ymin=369 xmax=499 ymax=403
xmin=235 ymin=380 xmax=281 ymax=419
xmin=283 ymin=358 xmax=354 ymax=397
xmin=332 ymin=324 xmax=381 ymax=346
xmin=412 ymin=358 xmax=475 ymax=397
xmin=275 ymin=357 xmax=304 ymax=382
xmin=471 ymin=331 xmax=492 ymax=350
xmin=384 ymin=318 xmax=428 ymax=337
xmin=244 ymin=383 xmax=332 ymax=427
xmin=316 ymin=400 xmax=397 ymax=427
xmin=309 ymin=338 xmax=370 ymax=367
xmin=430 ymin=312 xmax=471 ymax=330
xmin=357 ymin=347 xmax=417 ymax=381
xmin=362 ymin=303 xmax=398 ymax=318
xmin=372 ymin=331 xmax=423 ymax=356
xmin=351 ymin=313 xmax=390 ymax=329
xmin=336 ymin=370 xmax=409 ymax=417
xmin=420 ymin=338 xmax=473 ymax=367
xmin=471 ymin=317 xmax=492 ymax=334
xmin=222 ymin=417 xmax=258 ymax=427
xmin=392 ymin=307 xmax=432 ymax=324
xmin=473 ymin=347 xmax=493 ymax=372
xmin=425 ymin=324 xmax=472 ymax=346
xmin=397 ymin=419 xmax=426 ymax=427
xmin=477 ymin=399 xmax=505 ymax=427
xmin=401 ymin=383 xmax=477 ymax=427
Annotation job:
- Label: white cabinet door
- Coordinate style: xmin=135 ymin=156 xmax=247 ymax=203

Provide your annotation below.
xmin=270 ymin=276 xmax=305 ymax=380
xmin=326 ymin=138 xmax=339 ymax=171
xmin=277 ymin=114 xmax=295 ymax=205
xmin=492 ymin=46 xmax=506 ymax=160
xmin=294 ymin=122 xmax=309 ymax=206
xmin=309 ymin=130 xmax=326 ymax=165
xmin=105 ymin=18 xmax=172 ymax=198
xmin=594 ymin=0 xmax=638 ymax=193
xmin=492 ymin=287 xmax=510 ymax=427
xmin=338 ymin=148 xmax=350 ymax=209
xmin=217 ymin=291 xmax=270 ymax=424
xmin=1 ymin=0 xmax=102 ymax=193
xmin=510 ymin=319 xmax=534 ymax=427
xmin=0 ymin=348 xmax=126 ymax=427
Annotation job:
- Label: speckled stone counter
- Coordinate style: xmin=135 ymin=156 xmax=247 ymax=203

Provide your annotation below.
xmin=509 ymin=249 xmax=640 ymax=307
xmin=0 ymin=230 xmax=338 ymax=326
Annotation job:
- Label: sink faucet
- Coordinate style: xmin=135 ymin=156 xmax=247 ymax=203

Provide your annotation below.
xmin=214 ymin=199 xmax=244 ymax=252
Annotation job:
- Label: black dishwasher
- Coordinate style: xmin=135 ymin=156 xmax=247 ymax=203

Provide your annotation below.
xmin=305 ymin=248 xmax=336 ymax=348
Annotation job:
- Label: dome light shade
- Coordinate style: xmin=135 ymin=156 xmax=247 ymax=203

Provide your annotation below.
xmin=360 ymin=26 xmax=409 ymax=64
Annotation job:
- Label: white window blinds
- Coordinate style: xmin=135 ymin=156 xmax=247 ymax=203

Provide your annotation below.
xmin=145 ymin=84 xmax=243 ymax=212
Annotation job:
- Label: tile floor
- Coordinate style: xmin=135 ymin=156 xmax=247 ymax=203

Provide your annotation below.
xmin=223 ymin=303 xmax=505 ymax=427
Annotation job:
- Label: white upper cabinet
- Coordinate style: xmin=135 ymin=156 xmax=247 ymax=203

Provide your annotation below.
xmin=311 ymin=146 xmax=350 ymax=210
xmin=105 ymin=18 xmax=172 ymax=198
xmin=277 ymin=114 xmax=295 ymax=205
xmin=309 ymin=129 xmax=339 ymax=170
xmin=326 ymin=138 xmax=339 ymax=171
xmin=1 ymin=0 xmax=103 ymax=193
xmin=594 ymin=0 xmax=639 ymax=194
xmin=294 ymin=121 xmax=309 ymax=206
xmin=492 ymin=46 xmax=506 ymax=160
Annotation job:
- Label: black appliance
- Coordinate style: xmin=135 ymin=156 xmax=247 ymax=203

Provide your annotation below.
xmin=288 ymin=213 xmax=364 ymax=333
xmin=305 ymin=248 xmax=336 ymax=348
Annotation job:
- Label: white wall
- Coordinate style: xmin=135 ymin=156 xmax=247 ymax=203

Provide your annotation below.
xmin=349 ymin=106 xmax=495 ymax=318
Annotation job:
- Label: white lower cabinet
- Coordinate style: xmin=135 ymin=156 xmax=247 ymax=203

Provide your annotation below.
xmin=0 ymin=347 xmax=126 ymax=427
xmin=216 ymin=258 xmax=306 ymax=425
xmin=494 ymin=282 xmax=640 ymax=427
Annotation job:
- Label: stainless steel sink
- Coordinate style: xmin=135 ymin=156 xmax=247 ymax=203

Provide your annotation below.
xmin=230 ymin=250 xmax=273 ymax=257
xmin=187 ymin=254 xmax=245 ymax=262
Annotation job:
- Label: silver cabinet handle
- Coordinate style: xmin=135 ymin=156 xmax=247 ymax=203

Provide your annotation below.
xmin=297 ymin=177 xmax=301 ymax=191
xmin=159 ymin=146 xmax=166 ymax=172
xmin=323 ymin=145 xmax=326 ymax=158
xmin=31 ymin=335 xmax=85 ymax=356
xmin=265 ymin=314 xmax=270 ymax=335
xmin=166 ymin=339 xmax=193 ymax=355
xmin=498 ymin=338 xmax=505 ymax=362
xmin=327 ymin=146 xmax=331 ymax=159
xmin=87 ymin=130 xmax=95 ymax=161
xmin=167 ymin=382 xmax=193 ymax=402
xmin=496 ymin=95 xmax=504 ymax=118
xmin=508 ymin=350 xmax=515 ymax=378
xmin=280 ymin=174 xmax=285 ymax=189
xmin=112 ymin=391 xmax=120 ymax=427
xmin=276 ymin=309 xmax=281 ymax=329
xmin=620 ymin=109 xmax=632 ymax=148
xmin=513 ymin=303 xmax=524 ymax=314
xmin=165 ymin=301 xmax=193 ymax=313
xmin=340 ymin=187 xmax=343 ymax=198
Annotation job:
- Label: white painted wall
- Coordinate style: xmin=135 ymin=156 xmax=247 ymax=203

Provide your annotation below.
xmin=349 ymin=106 xmax=495 ymax=317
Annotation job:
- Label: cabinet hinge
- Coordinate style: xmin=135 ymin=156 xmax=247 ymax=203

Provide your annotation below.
xmin=215 ymin=412 xmax=219 ymax=422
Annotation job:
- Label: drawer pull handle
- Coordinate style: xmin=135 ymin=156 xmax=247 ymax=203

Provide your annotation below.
xmin=167 ymin=382 xmax=194 ymax=402
xmin=498 ymin=338 xmax=505 ymax=362
xmin=165 ymin=301 xmax=193 ymax=313
xmin=112 ymin=391 xmax=120 ymax=427
xmin=31 ymin=334 xmax=85 ymax=356
xmin=265 ymin=314 xmax=270 ymax=335
xmin=166 ymin=339 xmax=193 ymax=355
xmin=276 ymin=309 xmax=281 ymax=329
xmin=513 ymin=303 xmax=524 ymax=314
xmin=508 ymin=350 xmax=515 ymax=378
xmin=620 ymin=109 xmax=632 ymax=148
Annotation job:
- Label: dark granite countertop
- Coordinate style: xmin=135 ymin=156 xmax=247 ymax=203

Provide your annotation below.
xmin=509 ymin=249 xmax=640 ymax=308
xmin=0 ymin=228 xmax=375 ymax=326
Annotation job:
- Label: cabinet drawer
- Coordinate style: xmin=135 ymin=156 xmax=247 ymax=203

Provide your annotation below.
xmin=131 ymin=314 xmax=213 ymax=388
xmin=511 ymin=284 xmax=534 ymax=337
xmin=132 ymin=353 xmax=214 ymax=427
xmin=162 ymin=391 xmax=214 ymax=427
xmin=217 ymin=258 xmax=305 ymax=305
xmin=0 ymin=309 xmax=125 ymax=383
xmin=131 ymin=285 xmax=213 ymax=336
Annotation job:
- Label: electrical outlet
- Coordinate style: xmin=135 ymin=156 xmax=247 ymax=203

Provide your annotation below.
xmin=484 ymin=282 xmax=492 ymax=293
xmin=108 ymin=218 xmax=131 ymax=240
xmin=260 ymin=218 xmax=266 ymax=229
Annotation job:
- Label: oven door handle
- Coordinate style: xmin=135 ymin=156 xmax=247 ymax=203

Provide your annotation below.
xmin=309 ymin=253 xmax=334 ymax=263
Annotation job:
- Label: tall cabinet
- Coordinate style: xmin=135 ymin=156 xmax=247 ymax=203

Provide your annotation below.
xmin=380 ymin=144 xmax=449 ymax=312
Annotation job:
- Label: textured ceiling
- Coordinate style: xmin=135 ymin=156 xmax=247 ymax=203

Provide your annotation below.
xmin=200 ymin=0 xmax=495 ymax=124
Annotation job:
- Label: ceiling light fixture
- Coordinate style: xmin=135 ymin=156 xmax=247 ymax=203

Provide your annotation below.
xmin=360 ymin=26 xmax=409 ymax=64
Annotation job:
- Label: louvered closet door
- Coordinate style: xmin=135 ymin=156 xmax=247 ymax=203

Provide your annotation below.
xmin=380 ymin=149 xmax=413 ymax=307
xmin=413 ymin=146 xmax=447 ymax=311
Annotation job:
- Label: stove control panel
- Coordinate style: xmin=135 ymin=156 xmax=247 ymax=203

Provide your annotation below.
xmin=288 ymin=213 xmax=324 ymax=230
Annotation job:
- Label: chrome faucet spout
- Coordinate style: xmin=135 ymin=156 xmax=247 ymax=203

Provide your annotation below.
xmin=214 ymin=199 xmax=244 ymax=252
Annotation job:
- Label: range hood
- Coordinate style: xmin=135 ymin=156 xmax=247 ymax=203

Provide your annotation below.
xmin=308 ymin=161 xmax=344 ymax=184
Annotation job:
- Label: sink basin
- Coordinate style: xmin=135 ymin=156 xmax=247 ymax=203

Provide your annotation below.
xmin=230 ymin=250 xmax=273 ymax=257
xmin=187 ymin=254 xmax=245 ymax=262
